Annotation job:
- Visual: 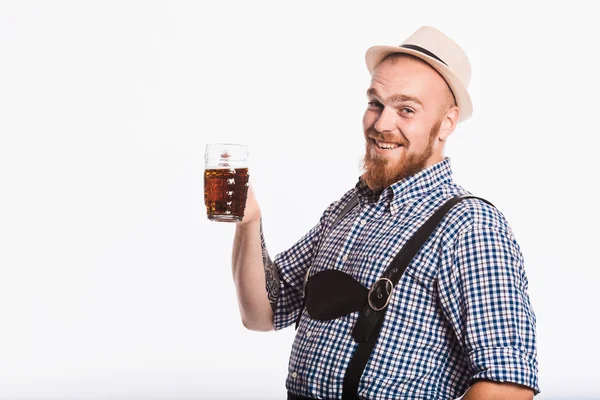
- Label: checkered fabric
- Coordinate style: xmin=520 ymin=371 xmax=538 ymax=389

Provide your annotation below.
xmin=273 ymin=157 xmax=539 ymax=399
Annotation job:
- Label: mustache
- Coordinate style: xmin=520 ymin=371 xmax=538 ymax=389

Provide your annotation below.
xmin=365 ymin=127 xmax=407 ymax=145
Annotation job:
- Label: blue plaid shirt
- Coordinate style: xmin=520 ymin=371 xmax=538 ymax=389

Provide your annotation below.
xmin=273 ymin=157 xmax=539 ymax=399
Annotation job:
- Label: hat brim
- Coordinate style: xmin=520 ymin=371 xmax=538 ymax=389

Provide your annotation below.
xmin=365 ymin=45 xmax=472 ymax=123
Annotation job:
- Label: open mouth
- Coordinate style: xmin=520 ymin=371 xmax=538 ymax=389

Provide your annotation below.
xmin=371 ymin=138 xmax=402 ymax=151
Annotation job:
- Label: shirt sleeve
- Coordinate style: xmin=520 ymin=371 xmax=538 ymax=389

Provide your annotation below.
xmin=437 ymin=224 xmax=540 ymax=394
xmin=272 ymin=201 xmax=337 ymax=331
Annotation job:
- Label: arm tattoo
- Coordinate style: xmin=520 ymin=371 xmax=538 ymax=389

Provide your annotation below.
xmin=260 ymin=217 xmax=280 ymax=313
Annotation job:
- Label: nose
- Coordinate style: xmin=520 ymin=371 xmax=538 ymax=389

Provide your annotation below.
xmin=373 ymin=106 xmax=398 ymax=134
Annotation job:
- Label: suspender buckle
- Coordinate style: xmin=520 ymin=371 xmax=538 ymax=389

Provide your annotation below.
xmin=367 ymin=278 xmax=394 ymax=311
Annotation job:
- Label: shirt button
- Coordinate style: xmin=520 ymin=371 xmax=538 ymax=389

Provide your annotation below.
xmin=342 ymin=254 xmax=348 ymax=262
xmin=306 ymin=330 xmax=311 ymax=338
xmin=360 ymin=219 xmax=366 ymax=226
xmin=292 ymin=372 xmax=298 ymax=378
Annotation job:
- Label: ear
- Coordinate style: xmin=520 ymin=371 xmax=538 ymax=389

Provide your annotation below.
xmin=438 ymin=106 xmax=459 ymax=141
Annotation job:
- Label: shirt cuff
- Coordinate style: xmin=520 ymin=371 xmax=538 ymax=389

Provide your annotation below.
xmin=272 ymin=252 xmax=305 ymax=331
xmin=469 ymin=346 xmax=540 ymax=394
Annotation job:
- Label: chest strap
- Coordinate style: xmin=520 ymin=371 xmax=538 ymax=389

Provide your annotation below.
xmin=342 ymin=194 xmax=494 ymax=399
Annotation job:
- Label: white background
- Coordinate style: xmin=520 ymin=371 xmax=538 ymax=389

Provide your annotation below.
xmin=1 ymin=1 xmax=598 ymax=399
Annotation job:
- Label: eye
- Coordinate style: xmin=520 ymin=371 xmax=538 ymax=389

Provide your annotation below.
xmin=368 ymin=101 xmax=382 ymax=110
xmin=400 ymin=107 xmax=414 ymax=114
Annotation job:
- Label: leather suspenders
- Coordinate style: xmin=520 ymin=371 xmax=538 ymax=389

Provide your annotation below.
xmin=342 ymin=194 xmax=493 ymax=399
xmin=293 ymin=191 xmax=494 ymax=399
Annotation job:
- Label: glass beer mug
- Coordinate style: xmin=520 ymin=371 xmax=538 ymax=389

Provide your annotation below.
xmin=204 ymin=143 xmax=250 ymax=222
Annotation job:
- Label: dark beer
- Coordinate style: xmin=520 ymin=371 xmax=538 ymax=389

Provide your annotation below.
xmin=204 ymin=167 xmax=249 ymax=222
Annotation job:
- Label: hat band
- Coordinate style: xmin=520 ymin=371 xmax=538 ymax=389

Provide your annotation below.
xmin=400 ymin=44 xmax=448 ymax=66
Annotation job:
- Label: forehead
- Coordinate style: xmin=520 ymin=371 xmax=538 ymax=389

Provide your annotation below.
xmin=368 ymin=55 xmax=448 ymax=103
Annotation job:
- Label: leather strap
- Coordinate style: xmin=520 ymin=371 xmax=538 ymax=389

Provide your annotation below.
xmin=330 ymin=193 xmax=359 ymax=230
xmin=295 ymin=192 xmax=359 ymax=330
xmin=343 ymin=195 xmax=494 ymax=399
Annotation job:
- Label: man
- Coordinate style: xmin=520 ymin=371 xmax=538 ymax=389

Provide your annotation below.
xmin=232 ymin=26 xmax=539 ymax=399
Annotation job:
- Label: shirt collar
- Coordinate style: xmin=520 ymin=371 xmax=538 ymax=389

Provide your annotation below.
xmin=355 ymin=157 xmax=454 ymax=215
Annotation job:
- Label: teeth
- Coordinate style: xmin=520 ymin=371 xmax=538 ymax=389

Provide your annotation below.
xmin=375 ymin=140 xmax=400 ymax=149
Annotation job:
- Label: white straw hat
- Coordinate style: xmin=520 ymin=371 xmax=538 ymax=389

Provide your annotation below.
xmin=365 ymin=26 xmax=473 ymax=123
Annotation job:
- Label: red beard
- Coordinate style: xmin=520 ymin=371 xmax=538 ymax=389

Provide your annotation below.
xmin=360 ymin=118 xmax=442 ymax=193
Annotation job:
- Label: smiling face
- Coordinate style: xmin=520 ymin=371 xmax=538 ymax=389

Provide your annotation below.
xmin=360 ymin=54 xmax=459 ymax=193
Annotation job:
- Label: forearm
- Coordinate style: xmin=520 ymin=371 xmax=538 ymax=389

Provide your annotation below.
xmin=462 ymin=381 xmax=534 ymax=400
xmin=232 ymin=217 xmax=279 ymax=331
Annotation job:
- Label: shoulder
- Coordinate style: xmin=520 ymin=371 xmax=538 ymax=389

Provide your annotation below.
xmin=433 ymin=184 xmax=516 ymax=248
xmin=453 ymin=197 xmax=510 ymax=232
